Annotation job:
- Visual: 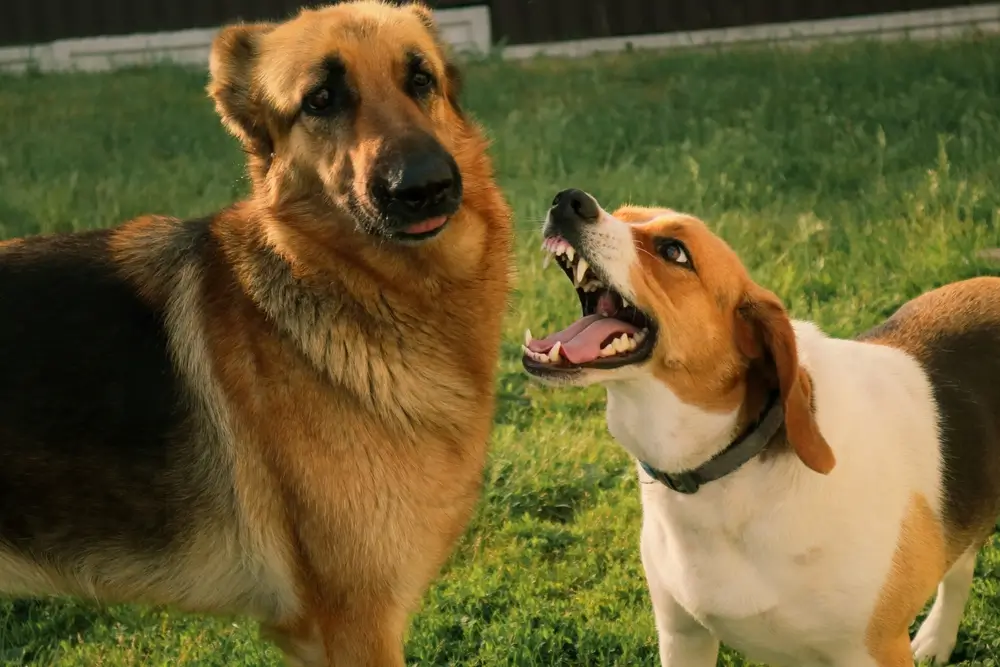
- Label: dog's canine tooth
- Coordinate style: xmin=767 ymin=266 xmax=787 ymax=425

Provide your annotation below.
xmin=548 ymin=341 xmax=563 ymax=363
xmin=566 ymin=247 xmax=575 ymax=262
xmin=525 ymin=329 xmax=533 ymax=346
xmin=542 ymin=254 xmax=551 ymax=269
xmin=575 ymin=258 xmax=589 ymax=286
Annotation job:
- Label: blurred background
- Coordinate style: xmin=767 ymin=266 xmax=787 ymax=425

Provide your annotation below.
xmin=2 ymin=0 xmax=997 ymax=60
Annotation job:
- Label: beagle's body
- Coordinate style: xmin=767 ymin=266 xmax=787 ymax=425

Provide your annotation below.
xmin=523 ymin=190 xmax=1000 ymax=666
xmin=627 ymin=324 xmax=943 ymax=666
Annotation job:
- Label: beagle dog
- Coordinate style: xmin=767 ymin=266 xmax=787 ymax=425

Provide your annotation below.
xmin=522 ymin=189 xmax=1000 ymax=667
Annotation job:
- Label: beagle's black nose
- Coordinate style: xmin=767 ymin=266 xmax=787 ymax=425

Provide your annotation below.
xmin=550 ymin=188 xmax=600 ymax=225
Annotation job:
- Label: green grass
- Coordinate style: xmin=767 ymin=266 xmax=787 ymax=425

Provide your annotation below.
xmin=2 ymin=33 xmax=1000 ymax=666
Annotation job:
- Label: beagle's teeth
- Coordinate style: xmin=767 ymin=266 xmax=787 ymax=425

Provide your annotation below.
xmin=548 ymin=341 xmax=563 ymax=363
xmin=597 ymin=331 xmax=646 ymax=359
xmin=523 ymin=346 xmax=548 ymax=363
xmin=574 ymin=258 xmax=590 ymax=286
xmin=566 ymin=246 xmax=575 ymax=262
xmin=525 ymin=329 xmax=533 ymax=346
xmin=542 ymin=254 xmax=551 ymax=269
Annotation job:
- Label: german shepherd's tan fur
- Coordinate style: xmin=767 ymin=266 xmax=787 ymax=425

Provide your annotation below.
xmin=0 ymin=2 xmax=512 ymax=665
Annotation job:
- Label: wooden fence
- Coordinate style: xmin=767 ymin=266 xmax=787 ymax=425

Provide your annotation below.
xmin=2 ymin=0 xmax=995 ymax=48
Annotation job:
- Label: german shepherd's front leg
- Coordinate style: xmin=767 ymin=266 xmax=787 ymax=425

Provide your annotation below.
xmin=318 ymin=600 xmax=407 ymax=667
xmin=265 ymin=596 xmax=407 ymax=667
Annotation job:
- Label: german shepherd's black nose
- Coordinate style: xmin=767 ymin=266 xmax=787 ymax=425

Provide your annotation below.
xmin=372 ymin=134 xmax=463 ymax=229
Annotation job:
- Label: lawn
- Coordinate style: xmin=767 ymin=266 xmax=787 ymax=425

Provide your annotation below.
xmin=2 ymin=33 xmax=1000 ymax=667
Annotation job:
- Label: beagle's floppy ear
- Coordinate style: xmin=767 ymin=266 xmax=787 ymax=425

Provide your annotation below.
xmin=207 ymin=22 xmax=275 ymax=155
xmin=735 ymin=285 xmax=836 ymax=475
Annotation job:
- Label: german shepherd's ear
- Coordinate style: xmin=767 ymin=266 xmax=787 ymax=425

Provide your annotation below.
xmin=207 ymin=22 xmax=275 ymax=155
xmin=406 ymin=2 xmax=465 ymax=116
xmin=407 ymin=1 xmax=436 ymax=31
xmin=735 ymin=285 xmax=836 ymax=475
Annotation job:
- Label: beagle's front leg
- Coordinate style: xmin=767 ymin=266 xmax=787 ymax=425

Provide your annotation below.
xmin=641 ymin=540 xmax=719 ymax=666
xmin=648 ymin=586 xmax=719 ymax=666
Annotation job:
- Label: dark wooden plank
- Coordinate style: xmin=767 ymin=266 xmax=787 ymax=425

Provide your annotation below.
xmin=489 ymin=0 xmax=523 ymax=44
xmin=620 ymin=0 xmax=646 ymax=36
xmin=555 ymin=0 xmax=589 ymax=41
xmin=1 ymin=0 xmax=995 ymax=48
xmin=649 ymin=0 xmax=674 ymax=32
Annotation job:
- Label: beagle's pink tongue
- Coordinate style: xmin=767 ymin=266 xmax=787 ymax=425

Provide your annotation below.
xmin=527 ymin=315 xmax=638 ymax=363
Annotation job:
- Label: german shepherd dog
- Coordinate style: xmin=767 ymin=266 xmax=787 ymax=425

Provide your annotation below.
xmin=0 ymin=2 xmax=512 ymax=664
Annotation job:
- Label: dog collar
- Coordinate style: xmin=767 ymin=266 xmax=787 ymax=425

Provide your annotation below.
xmin=640 ymin=390 xmax=785 ymax=495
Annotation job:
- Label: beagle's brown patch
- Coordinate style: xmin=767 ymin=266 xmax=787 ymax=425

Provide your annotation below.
xmin=860 ymin=277 xmax=1000 ymax=562
xmin=614 ymin=207 xmax=835 ymax=474
xmin=865 ymin=493 xmax=946 ymax=666
xmin=0 ymin=2 xmax=511 ymax=665
xmin=615 ymin=208 xmax=748 ymax=414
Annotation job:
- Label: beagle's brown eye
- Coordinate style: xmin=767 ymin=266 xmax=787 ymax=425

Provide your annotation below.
xmin=658 ymin=239 xmax=692 ymax=267
xmin=303 ymin=86 xmax=335 ymax=116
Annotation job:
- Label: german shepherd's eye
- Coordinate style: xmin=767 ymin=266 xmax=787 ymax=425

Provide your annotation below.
xmin=656 ymin=238 xmax=694 ymax=270
xmin=301 ymin=57 xmax=350 ymax=118
xmin=302 ymin=86 xmax=336 ymax=116
xmin=411 ymin=70 xmax=432 ymax=90
xmin=405 ymin=53 xmax=436 ymax=99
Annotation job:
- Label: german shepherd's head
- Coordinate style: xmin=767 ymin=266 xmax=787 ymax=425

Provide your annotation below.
xmin=207 ymin=1 xmax=498 ymax=249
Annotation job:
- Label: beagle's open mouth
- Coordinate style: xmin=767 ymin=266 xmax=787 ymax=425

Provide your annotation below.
xmin=522 ymin=236 xmax=655 ymax=373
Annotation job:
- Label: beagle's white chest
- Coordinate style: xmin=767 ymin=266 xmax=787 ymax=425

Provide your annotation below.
xmin=638 ymin=477 xmax=896 ymax=667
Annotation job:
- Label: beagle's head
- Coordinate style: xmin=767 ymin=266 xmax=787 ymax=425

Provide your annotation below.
xmin=523 ymin=189 xmax=835 ymax=475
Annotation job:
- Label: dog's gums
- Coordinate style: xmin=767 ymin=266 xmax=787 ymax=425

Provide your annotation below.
xmin=522 ymin=235 xmax=655 ymax=371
